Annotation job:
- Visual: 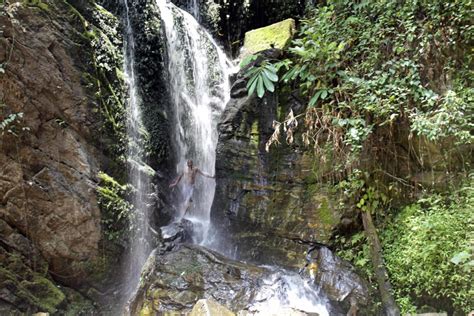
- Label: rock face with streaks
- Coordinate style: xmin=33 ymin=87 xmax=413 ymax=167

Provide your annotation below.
xmin=0 ymin=1 xmax=125 ymax=313
xmin=210 ymin=61 xmax=344 ymax=268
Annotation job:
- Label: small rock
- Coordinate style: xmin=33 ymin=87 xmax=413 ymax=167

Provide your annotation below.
xmin=190 ymin=299 xmax=235 ymax=316
xmin=160 ymin=219 xmax=194 ymax=243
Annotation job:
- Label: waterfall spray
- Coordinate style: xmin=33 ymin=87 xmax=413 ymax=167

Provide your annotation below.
xmin=188 ymin=0 xmax=199 ymax=20
xmin=156 ymin=0 xmax=234 ymax=244
xmin=123 ymin=0 xmax=153 ymax=304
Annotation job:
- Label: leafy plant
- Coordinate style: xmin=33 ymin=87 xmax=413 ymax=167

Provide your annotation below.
xmin=0 ymin=103 xmax=29 ymax=136
xmin=260 ymin=0 xmax=473 ymax=158
xmin=97 ymin=171 xmax=133 ymax=242
xmin=243 ymin=56 xmax=279 ymax=98
xmin=382 ymin=179 xmax=474 ymax=313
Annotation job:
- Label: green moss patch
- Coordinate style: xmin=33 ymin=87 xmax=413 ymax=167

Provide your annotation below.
xmin=242 ymin=19 xmax=296 ymax=56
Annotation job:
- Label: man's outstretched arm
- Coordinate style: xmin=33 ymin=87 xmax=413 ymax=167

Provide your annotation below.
xmin=169 ymin=173 xmax=183 ymax=188
xmin=197 ymin=169 xmax=215 ymax=179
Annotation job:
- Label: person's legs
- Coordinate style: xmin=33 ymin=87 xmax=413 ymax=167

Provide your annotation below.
xmin=182 ymin=185 xmax=194 ymax=217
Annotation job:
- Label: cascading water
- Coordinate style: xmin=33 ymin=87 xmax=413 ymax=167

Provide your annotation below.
xmin=122 ymin=0 xmax=153 ymax=304
xmin=188 ymin=0 xmax=199 ymax=20
xmin=156 ymin=0 xmax=233 ymax=244
xmin=250 ymin=269 xmax=329 ymax=315
xmin=120 ymin=1 xmax=330 ymax=314
xmin=155 ymin=2 xmax=330 ymax=314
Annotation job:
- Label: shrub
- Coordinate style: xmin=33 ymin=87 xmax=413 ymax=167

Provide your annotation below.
xmin=382 ymin=179 xmax=474 ymax=314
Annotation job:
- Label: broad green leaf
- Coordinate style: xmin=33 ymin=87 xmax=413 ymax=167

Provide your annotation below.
xmin=248 ymin=78 xmax=258 ymax=96
xmin=309 ymin=90 xmax=322 ymax=107
xmin=257 ymin=76 xmax=265 ymax=98
xmin=263 ymin=68 xmax=278 ymax=82
xmin=262 ymin=73 xmax=275 ymax=92
xmin=264 ymin=64 xmax=278 ymax=73
xmin=246 ymin=72 xmax=259 ymax=89
xmin=240 ymin=54 xmax=258 ymax=68
xmin=282 ymin=67 xmax=298 ymax=82
xmin=321 ymin=89 xmax=328 ymax=99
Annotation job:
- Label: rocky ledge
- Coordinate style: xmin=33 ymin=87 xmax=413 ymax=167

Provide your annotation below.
xmin=128 ymin=227 xmax=369 ymax=315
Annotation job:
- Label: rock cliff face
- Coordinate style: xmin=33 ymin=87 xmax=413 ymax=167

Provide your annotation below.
xmin=211 ymin=63 xmax=343 ymax=268
xmin=0 ymin=0 xmax=125 ymax=313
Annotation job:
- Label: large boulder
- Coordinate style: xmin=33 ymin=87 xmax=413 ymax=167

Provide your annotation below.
xmin=302 ymin=246 xmax=370 ymax=312
xmin=241 ymin=19 xmax=296 ymax=57
xmin=128 ymin=245 xmax=267 ymax=314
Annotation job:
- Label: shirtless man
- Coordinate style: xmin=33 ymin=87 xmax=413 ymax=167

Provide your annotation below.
xmin=169 ymin=159 xmax=214 ymax=215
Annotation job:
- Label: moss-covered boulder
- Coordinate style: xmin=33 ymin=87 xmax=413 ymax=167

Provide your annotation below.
xmin=241 ymin=19 xmax=296 ymax=57
xmin=0 ymin=220 xmax=96 ymax=314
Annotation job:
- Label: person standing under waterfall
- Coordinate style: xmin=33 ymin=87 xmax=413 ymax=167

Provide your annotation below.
xmin=169 ymin=159 xmax=215 ymax=216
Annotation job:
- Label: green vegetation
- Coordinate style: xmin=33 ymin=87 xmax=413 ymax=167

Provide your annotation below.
xmin=22 ymin=0 xmax=50 ymax=11
xmin=242 ymin=56 xmax=279 ymax=98
xmin=259 ymin=0 xmax=472 ymax=155
xmin=0 ymin=103 xmax=29 ymax=137
xmin=97 ymin=171 xmax=133 ymax=242
xmin=383 ymin=179 xmax=473 ymax=314
xmin=337 ymin=179 xmax=473 ymax=314
xmin=0 ymin=252 xmax=65 ymax=314
xmin=244 ymin=0 xmax=473 ymax=313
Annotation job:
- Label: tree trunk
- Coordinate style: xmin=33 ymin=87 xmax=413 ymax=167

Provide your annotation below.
xmin=361 ymin=211 xmax=400 ymax=316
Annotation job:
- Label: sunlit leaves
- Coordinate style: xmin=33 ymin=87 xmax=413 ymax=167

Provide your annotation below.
xmin=450 ymin=251 xmax=470 ymax=265
xmin=244 ymin=58 xmax=279 ymax=98
xmin=382 ymin=181 xmax=474 ymax=313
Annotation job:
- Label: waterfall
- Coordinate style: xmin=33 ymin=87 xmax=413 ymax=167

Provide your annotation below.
xmin=119 ymin=2 xmax=330 ymax=314
xmin=123 ymin=0 xmax=153 ymax=302
xmin=188 ymin=0 xmax=199 ymax=20
xmin=251 ymin=269 xmax=329 ymax=315
xmin=156 ymin=0 xmax=234 ymax=244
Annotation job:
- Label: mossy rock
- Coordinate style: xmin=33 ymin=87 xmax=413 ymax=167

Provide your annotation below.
xmin=20 ymin=276 xmax=65 ymax=313
xmin=242 ymin=18 xmax=296 ymax=57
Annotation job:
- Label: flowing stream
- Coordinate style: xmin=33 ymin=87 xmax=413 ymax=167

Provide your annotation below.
xmin=156 ymin=0 xmax=234 ymax=244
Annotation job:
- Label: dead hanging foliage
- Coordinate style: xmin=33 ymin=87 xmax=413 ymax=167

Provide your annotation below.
xmin=265 ymin=105 xmax=353 ymax=173
xmin=265 ymin=120 xmax=282 ymax=152
xmin=265 ymin=109 xmax=300 ymax=152
xmin=284 ymin=109 xmax=298 ymax=144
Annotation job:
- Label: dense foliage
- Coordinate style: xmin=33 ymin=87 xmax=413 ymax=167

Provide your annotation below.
xmin=244 ymin=0 xmax=474 ymax=313
xmin=257 ymin=0 xmax=473 ymax=158
xmin=382 ymin=179 xmax=474 ymax=314
xmin=337 ymin=179 xmax=473 ymax=314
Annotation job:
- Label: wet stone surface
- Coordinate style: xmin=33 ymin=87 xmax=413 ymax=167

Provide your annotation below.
xmin=127 ymin=243 xmax=368 ymax=315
